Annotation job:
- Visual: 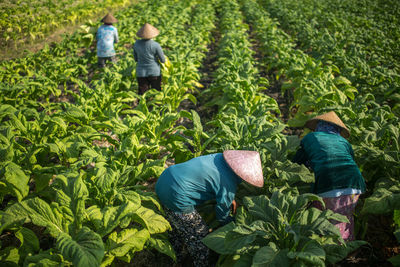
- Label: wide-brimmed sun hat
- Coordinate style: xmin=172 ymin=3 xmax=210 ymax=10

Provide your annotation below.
xmin=223 ymin=150 xmax=264 ymax=188
xmin=101 ymin=13 xmax=118 ymax=24
xmin=305 ymin=111 xmax=350 ymax=138
xmin=136 ymin=23 xmax=160 ymax=39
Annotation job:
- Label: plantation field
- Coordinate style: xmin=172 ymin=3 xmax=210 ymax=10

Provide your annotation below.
xmin=0 ymin=0 xmax=134 ymax=49
xmin=0 ymin=0 xmax=399 ymax=266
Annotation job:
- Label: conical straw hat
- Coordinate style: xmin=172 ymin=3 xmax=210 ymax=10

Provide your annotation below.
xmin=101 ymin=13 xmax=118 ymax=24
xmin=305 ymin=111 xmax=350 ymax=138
xmin=223 ymin=150 xmax=264 ymax=188
xmin=136 ymin=23 xmax=160 ymax=39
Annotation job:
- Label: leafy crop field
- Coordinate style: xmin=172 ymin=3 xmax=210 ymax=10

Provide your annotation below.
xmin=0 ymin=0 xmax=133 ymax=47
xmin=0 ymin=0 xmax=399 ymax=266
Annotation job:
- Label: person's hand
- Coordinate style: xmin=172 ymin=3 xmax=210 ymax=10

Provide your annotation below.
xmin=231 ymin=200 xmax=237 ymax=214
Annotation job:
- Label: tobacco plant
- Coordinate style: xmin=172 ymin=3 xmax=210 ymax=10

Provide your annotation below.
xmin=203 ymin=190 xmax=367 ymax=266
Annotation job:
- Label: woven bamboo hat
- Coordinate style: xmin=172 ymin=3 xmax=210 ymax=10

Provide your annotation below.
xmin=101 ymin=13 xmax=118 ymax=24
xmin=305 ymin=111 xmax=350 ymax=138
xmin=136 ymin=23 xmax=160 ymax=39
xmin=223 ymin=150 xmax=264 ymax=188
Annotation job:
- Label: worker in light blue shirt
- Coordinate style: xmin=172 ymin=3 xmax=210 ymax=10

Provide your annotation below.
xmin=96 ymin=13 xmax=119 ymax=68
xmin=156 ymin=151 xmax=264 ymax=267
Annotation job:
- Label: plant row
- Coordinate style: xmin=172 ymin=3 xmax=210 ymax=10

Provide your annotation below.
xmin=195 ymin=0 xmax=366 ymax=266
xmin=0 ymin=0 xmax=217 ymax=265
xmin=0 ymin=0 xmax=133 ymax=46
xmin=243 ymin=0 xmax=400 ymax=264
xmin=259 ymin=0 xmax=400 ymax=115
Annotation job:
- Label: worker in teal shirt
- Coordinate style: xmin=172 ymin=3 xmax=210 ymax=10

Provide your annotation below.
xmin=156 ymin=150 xmax=264 ymax=267
xmin=293 ymin=111 xmax=366 ymax=241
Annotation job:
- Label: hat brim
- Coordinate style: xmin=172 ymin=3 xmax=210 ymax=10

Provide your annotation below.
xmin=101 ymin=15 xmax=118 ymax=24
xmin=136 ymin=31 xmax=159 ymax=39
xmin=223 ymin=150 xmax=264 ymax=188
xmin=305 ymin=111 xmax=350 ymax=138
xmin=136 ymin=23 xmax=160 ymax=39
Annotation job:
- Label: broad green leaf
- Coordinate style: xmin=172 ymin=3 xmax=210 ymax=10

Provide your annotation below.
xmin=252 ymin=246 xmax=290 ymax=266
xmin=15 ymin=227 xmax=40 ymax=257
xmin=63 ymin=106 xmax=88 ymax=124
xmin=93 ymin=164 xmax=117 ymax=193
xmin=324 ymin=240 xmax=368 ymax=264
xmin=202 ymin=222 xmax=235 ymax=254
xmin=394 ymin=228 xmax=400 ymax=243
xmin=0 ymin=161 xmax=29 ymax=201
xmin=23 ymin=250 xmax=64 ymax=266
xmin=148 ymin=236 xmax=176 ymax=261
xmin=132 ymin=206 xmax=171 ymax=234
xmin=4 ymin=198 xmax=68 ymax=237
xmin=53 ymin=173 xmax=88 ymax=230
xmin=139 ymin=192 xmax=162 ymax=212
xmin=234 ymin=206 xmax=253 ymax=226
xmin=243 ymin=195 xmax=270 ymax=222
xmin=191 ymin=109 xmax=203 ymax=133
xmin=287 ymin=240 xmax=325 ymax=266
xmin=106 ymin=228 xmax=150 ymax=257
xmin=0 ymin=246 xmax=19 ymax=266
xmin=389 ymin=254 xmax=400 ymax=266
xmin=86 ymin=201 xmax=140 ymax=237
xmin=231 ymin=253 xmax=253 ymax=267
xmin=224 ymin=226 xmax=258 ymax=253
xmin=56 ymin=226 xmax=104 ymax=267
xmin=361 ymin=178 xmax=400 ymax=215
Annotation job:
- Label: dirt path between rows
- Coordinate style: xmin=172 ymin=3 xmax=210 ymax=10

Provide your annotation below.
xmin=130 ymin=8 xmax=224 ymax=267
xmin=246 ymin=24 xmax=302 ymax=137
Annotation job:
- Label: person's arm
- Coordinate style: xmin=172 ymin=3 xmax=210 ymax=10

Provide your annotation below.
xmin=155 ymin=43 xmax=165 ymax=63
xmin=292 ymin=144 xmax=308 ymax=165
xmin=215 ymin=202 xmax=234 ymax=225
xmin=94 ymin=29 xmax=99 ymax=46
xmin=133 ymin=45 xmax=138 ymax=62
xmin=215 ymin=188 xmax=235 ymax=225
xmin=348 ymin=143 xmax=355 ymax=160
xmin=114 ymin=28 xmax=119 ymax=43
xmin=231 ymin=199 xmax=237 ymax=214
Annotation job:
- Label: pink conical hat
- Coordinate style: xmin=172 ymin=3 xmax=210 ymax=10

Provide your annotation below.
xmin=223 ymin=150 xmax=264 ymax=188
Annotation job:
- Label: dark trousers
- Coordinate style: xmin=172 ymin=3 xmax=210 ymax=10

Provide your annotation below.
xmin=137 ymin=76 xmax=162 ymax=95
xmin=164 ymin=207 xmax=210 ymax=267
xmin=97 ymin=56 xmax=116 ymax=68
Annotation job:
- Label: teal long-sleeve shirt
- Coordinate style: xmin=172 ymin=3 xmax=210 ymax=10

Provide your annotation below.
xmin=155 ymin=153 xmax=242 ymax=224
xmin=293 ymin=132 xmax=366 ymax=195
xmin=133 ymin=39 xmax=165 ymax=77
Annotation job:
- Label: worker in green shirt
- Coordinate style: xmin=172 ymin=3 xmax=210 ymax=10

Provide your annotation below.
xmin=293 ymin=111 xmax=366 ymax=241
xmin=156 ymin=150 xmax=264 ymax=267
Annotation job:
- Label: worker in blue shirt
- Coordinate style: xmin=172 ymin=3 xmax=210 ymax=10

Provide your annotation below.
xmin=96 ymin=13 xmax=119 ymax=68
xmin=133 ymin=23 xmax=165 ymax=94
xmin=156 ymin=150 xmax=264 ymax=267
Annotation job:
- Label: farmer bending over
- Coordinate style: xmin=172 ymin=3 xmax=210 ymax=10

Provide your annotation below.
xmin=155 ymin=150 xmax=264 ymax=267
xmin=292 ymin=111 xmax=366 ymax=241
xmin=133 ymin=23 xmax=165 ymax=94
xmin=96 ymin=13 xmax=119 ymax=68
